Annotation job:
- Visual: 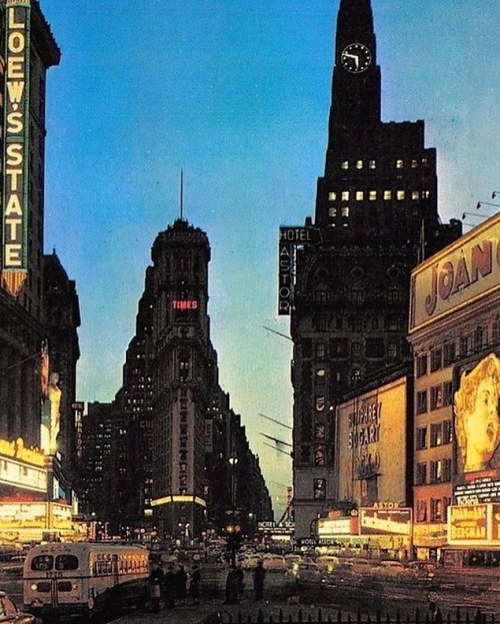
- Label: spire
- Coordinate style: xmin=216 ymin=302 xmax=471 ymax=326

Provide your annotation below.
xmin=325 ymin=0 xmax=381 ymax=161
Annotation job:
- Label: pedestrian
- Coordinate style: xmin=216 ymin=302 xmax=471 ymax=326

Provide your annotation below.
xmin=235 ymin=564 xmax=245 ymax=597
xmin=253 ymin=560 xmax=266 ymax=601
xmin=225 ymin=565 xmax=240 ymax=604
xmin=175 ymin=563 xmax=188 ymax=605
xmin=148 ymin=561 xmax=164 ymax=612
xmin=429 ymin=602 xmax=442 ymax=624
xmin=162 ymin=563 xmax=177 ymax=608
xmin=190 ymin=563 xmax=201 ymax=603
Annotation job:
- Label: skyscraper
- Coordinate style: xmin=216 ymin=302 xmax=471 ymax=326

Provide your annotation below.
xmin=283 ymin=0 xmax=462 ymax=538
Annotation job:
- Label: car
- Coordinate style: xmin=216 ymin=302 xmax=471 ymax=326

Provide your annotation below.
xmin=286 ymin=561 xmax=324 ymax=584
xmin=0 ymin=590 xmax=35 ymax=623
xmin=327 ymin=561 xmax=363 ymax=586
xmin=240 ymin=554 xmax=261 ymax=570
xmin=262 ymin=554 xmax=288 ymax=572
xmin=284 ymin=553 xmax=302 ymax=568
xmin=316 ymin=555 xmax=341 ymax=574
xmin=403 ymin=560 xmax=438 ymax=582
xmin=371 ymin=560 xmax=406 ymax=579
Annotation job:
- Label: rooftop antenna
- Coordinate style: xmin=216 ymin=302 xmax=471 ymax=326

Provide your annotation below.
xmin=179 ymin=169 xmax=184 ymax=220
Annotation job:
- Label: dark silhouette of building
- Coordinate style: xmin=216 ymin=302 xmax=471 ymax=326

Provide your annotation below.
xmin=282 ymin=0 xmax=462 ymax=538
xmin=78 ymin=218 xmax=272 ymax=538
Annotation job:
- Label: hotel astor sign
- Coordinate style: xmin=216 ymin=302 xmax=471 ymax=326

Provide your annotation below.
xmin=409 ymin=213 xmax=500 ymax=333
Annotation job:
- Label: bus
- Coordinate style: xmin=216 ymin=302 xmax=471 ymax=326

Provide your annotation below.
xmin=22 ymin=542 xmax=149 ymax=622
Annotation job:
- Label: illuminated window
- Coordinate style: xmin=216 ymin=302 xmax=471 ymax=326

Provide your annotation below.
xmin=430 ymin=497 xmax=442 ymax=520
xmin=328 ymin=191 xmax=337 ymax=201
xmin=356 ymin=160 xmax=363 ymax=169
xmin=383 ymin=190 xmax=392 ymax=200
xmin=431 ymin=461 xmax=443 ymax=483
xmin=369 ymin=160 xmax=376 ymax=169
xmin=341 ymin=206 xmax=350 ymax=217
xmin=356 ymin=191 xmax=364 ymax=201
xmin=314 ymin=445 xmax=326 ymax=466
xmin=315 ymin=396 xmax=325 ymax=411
xmin=313 ymin=478 xmax=326 ymax=499
xmin=369 ymin=190 xmax=377 ymax=201
xmin=328 ymin=207 xmax=337 ymax=218
xmin=430 ymin=385 xmax=443 ymax=410
xmin=412 ymin=191 xmax=420 ymax=200
xmin=341 ymin=161 xmax=349 ymax=170
xmin=422 ymin=190 xmax=430 ymax=198
xmin=397 ymin=190 xmax=405 ymax=200
xmin=443 ymin=420 xmax=453 ymax=445
xmin=430 ymin=423 xmax=443 ymax=446
xmin=388 ymin=342 xmax=397 ymax=358
xmin=422 ymin=158 xmax=428 ymax=166
xmin=341 ymin=191 xmax=349 ymax=201
xmin=396 ymin=159 xmax=404 ymax=169
xmin=411 ymin=159 xmax=418 ymax=168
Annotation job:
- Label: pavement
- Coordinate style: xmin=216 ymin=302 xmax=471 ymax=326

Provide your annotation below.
xmin=118 ymin=597 xmax=346 ymax=624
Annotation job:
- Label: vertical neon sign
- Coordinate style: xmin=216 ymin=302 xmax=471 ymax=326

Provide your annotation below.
xmin=1 ymin=0 xmax=31 ymax=297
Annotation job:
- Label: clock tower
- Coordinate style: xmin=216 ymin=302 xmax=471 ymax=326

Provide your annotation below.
xmin=284 ymin=0 xmax=462 ymax=538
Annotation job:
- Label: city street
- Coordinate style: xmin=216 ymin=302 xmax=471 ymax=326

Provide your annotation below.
xmin=3 ymin=562 xmax=499 ymax=623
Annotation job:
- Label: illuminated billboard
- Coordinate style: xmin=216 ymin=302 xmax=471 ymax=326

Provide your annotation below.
xmin=409 ymin=212 xmax=500 ymax=334
xmin=452 ymin=352 xmax=500 ymax=504
xmin=335 ymin=377 xmax=408 ymax=507
xmin=448 ymin=504 xmax=500 ymax=546
xmin=1 ymin=0 xmax=32 ymax=297
xmin=360 ymin=507 xmax=412 ymax=535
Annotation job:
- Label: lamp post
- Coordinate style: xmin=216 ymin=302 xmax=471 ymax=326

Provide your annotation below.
xmin=228 ymin=451 xmax=239 ymax=566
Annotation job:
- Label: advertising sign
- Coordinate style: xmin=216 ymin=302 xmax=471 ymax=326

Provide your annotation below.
xmin=452 ymin=351 xmax=500 ymax=504
xmin=1 ymin=0 xmax=32 ymax=297
xmin=359 ymin=507 xmax=412 ymax=535
xmin=409 ymin=213 xmax=500 ymax=333
xmin=448 ymin=504 xmax=489 ymax=544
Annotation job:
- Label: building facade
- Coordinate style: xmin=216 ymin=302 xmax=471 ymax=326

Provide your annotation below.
xmin=281 ymin=0 xmax=461 ymax=539
xmin=408 ymin=212 xmax=500 ymax=562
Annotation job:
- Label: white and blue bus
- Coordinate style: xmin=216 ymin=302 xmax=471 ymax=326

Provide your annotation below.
xmin=23 ymin=542 xmax=149 ymax=621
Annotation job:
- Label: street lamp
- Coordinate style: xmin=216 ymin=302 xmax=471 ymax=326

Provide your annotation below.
xmin=228 ymin=451 xmax=239 ymax=566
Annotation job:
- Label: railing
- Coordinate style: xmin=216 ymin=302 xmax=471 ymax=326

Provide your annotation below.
xmin=202 ymin=608 xmax=495 ymax=624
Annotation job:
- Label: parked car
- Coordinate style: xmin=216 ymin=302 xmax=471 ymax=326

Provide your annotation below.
xmin=262 ymin=554 xmax=288 ymax=572
xmin=327 ymin=561 xmax=363 ymax=586
xmin=347 ymin=558 xmax=375 ymax=575
xmin=240 ymin=554 xmax=261 ymax=570
xmin=284 ymin=553 xmax=302 ymax=568
xmin=371 ymin=560 xmax=406 ymax=580
xmin=0 ymin=590 xmax=35 ymax=623
xmin=403 ymin=560 xmax=438 ymax=582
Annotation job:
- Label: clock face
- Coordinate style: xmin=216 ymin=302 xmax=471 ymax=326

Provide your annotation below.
xmin=340 ymin=43 xmax=372 ymax=73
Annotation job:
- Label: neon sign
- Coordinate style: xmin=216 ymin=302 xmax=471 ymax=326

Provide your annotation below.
xmin=1 ymin=1 xmax=31 ymax=297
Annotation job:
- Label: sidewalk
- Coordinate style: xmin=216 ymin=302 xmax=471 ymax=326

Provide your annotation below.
xmin=126 ymin=597 xmax=344 ymax=624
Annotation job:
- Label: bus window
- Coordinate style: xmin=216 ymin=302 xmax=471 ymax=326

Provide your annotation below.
xmin=32 ymin=556 xmax=54 ymax=571
xmin=55 ymin=555 xmax=79 ymax=570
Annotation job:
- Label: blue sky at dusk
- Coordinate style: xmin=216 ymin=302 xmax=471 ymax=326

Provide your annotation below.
xmin=40 ymin=0 xmax=500 ymax=512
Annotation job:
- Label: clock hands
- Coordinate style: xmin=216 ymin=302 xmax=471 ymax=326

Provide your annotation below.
xmin=343 ymin=51 xmax=359 ymax=69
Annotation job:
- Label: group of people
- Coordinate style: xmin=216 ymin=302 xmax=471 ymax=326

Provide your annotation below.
xmin=148 ymin=561 xmax=201 ymax=612
xmin=225 ymin=560 xmax=266 ymax=604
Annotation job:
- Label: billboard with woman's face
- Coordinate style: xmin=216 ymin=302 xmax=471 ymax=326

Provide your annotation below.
xmin=453 ymin=352 xmax=500 ymax=503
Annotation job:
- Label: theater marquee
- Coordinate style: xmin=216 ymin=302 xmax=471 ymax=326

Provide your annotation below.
xmin=1 ymin=0 xmax=32 ymax=297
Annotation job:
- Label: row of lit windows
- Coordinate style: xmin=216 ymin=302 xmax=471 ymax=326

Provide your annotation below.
xmin=338 ymin=157 xmax=428 ymax=171
xmin=415 ymin=458 xmax=452 ymax=485
xmin=416 ymin=497 xmax=451 ymax=523
xmin=416 ymin=420 xmax=452 ymax=449
xmin=328 ymin=189 xmax=431 ymax=203
xmin=416 ymin=380 xmax=453 ymax=414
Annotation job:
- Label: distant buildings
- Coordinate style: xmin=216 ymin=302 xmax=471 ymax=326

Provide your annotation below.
xmin=78 ymin=219 xmax=273 ymax=539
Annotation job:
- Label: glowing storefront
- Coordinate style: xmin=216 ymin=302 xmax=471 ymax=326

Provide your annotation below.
xmin=408 ymin=212 xmax=500 ymax=561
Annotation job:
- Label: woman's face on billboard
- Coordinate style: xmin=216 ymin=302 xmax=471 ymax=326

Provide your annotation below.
xmin=465 ymin=377 xmax=500 ymax=468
